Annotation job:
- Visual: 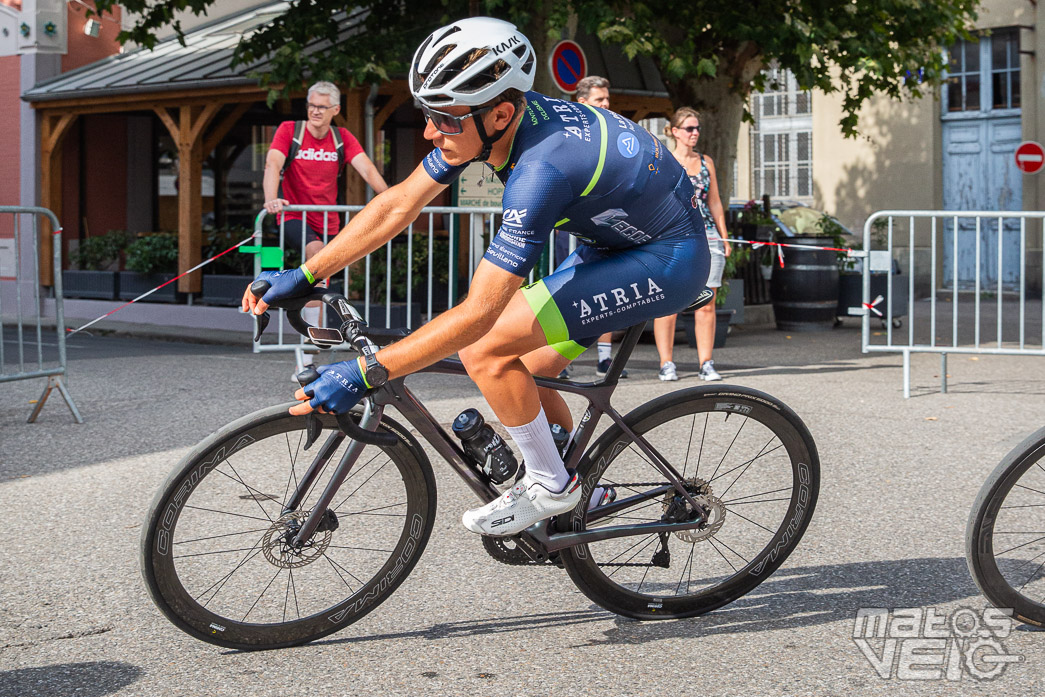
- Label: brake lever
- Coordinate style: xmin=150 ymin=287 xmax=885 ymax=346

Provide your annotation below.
xmin=296 ymin=366 xmax=323 ymax=450
xmin=295 ymin=365 xmax=397 ymax=448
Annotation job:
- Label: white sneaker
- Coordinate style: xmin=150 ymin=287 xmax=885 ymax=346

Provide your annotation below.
xmin=462 ymin=471 xmax=582 ymax=536
xmin=699 ymin=360 xmax=722 ymax=381
xmin=658 ymin=361 xmax=678 ymax=381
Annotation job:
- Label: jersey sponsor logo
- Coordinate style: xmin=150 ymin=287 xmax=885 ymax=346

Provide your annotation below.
xmin=295 ymin=147 xmax=340 ymax=162
xmin=616 ymin=132 xmax=639 ymax=158
xmin=590 ymin=209 xmax=652 ymax=244
xmin=499 ymin=233 xmax=527 ymax=249
xmin=573 ymin=277 xmax=666 ymax=319
xmin=502 ymin=208 xmax=528 ymax=228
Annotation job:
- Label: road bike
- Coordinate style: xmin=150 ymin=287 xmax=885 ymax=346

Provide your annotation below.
xmin=141 ymin=285 xmax=821 ymax=650
xmin=967 ymin=426 xmax=1045 ymax=628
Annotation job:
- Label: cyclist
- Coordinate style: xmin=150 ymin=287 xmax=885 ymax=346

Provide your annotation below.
xmin=243 ymin=17 xmax=710 ymax=537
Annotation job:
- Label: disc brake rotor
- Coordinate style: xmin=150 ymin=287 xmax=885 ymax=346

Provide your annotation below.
xmin=662 ymin=478 xmax=727 ymax=543
xmin=262 ymin=511 xmax=332 ymax=569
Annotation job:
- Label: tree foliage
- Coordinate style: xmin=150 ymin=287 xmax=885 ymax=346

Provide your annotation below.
xmin=95 ymin=0 xmax=979 ymax=199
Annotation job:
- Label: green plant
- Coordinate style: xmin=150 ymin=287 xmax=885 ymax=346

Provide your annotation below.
xmin=204 ymin=226 xmax=255 ymax=275
xmin=716 ymin=245 xmax=751 ymax=307
xmin=125 ymin=233 xmax=179 ymax=274
xmin=70 ymin=230 xmax=132 ymax=270
xmin=349 ymin=235 xmax=450 ymax=303
xmin=738 ymin=200 xmax=775 ymax=227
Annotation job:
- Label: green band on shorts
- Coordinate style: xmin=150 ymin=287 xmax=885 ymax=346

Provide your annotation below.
xmin=549 ymin=339 xmax=587 ymax=360
xmin=522 ymin=280 xmax=586 ymax=359
xmin=522 ymin=280 xmax=568 ymax=345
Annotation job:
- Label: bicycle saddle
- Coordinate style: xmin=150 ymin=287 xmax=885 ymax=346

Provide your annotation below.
xmin=683 ymin=287 xmax=715 ymax=312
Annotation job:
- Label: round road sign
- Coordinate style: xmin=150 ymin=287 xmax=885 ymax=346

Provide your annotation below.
xmin=1015 ymin=141 xmax=1044 ymax=175
xmin=548 ymin=40 xmax=587 ymax=94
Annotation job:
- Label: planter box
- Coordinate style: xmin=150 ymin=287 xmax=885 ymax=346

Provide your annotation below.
xmin=62 ymin=270 xmax=119 ymax=300
xmin=119 ymin=272 xmax=179 ymax=303
xmin=202 ymin=274 xmax=253 ymax=307
xmin=681 ymin=308 xmax=734 ymax=349
xmin=837 ymin=272 xmax=909 ymax=323
xmin=719 ymin=279 xmax=744 ymax=325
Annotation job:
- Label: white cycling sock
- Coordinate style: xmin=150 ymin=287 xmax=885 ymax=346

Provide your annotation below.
xmin=597 ymin=342 xmax=612 ymax=362
xmin=505 ymin=407 xmax=569 ymax=492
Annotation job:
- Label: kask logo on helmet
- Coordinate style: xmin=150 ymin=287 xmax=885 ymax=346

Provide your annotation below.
xmin=491 ymin=35 xmax=522 ymax=55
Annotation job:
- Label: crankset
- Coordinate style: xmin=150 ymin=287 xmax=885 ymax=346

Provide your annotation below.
xmin=481 ymin=534 xmax=561 ymax=567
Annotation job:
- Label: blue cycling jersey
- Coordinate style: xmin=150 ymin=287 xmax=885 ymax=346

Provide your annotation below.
xmin=422 ymin=92 xmax=704 ymax=277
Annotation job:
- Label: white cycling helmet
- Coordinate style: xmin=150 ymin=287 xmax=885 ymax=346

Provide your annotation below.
xmin=410 ymin=17 xmax=536 ymax=108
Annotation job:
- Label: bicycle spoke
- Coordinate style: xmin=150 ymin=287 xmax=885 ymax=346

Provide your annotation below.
xmin=340 ymin=501 xmax=408 ymax=517
xmin=196 ymin=546 xmax=265 ymax=607
xmin=995 ymin=533 xmax=1045 ymax=557
xmin=706 ymin=537 xmax=739 ymax=572
xmin=708 ymin=418 xmax=747 ymax=483
xmin=332 ymin=457 xmax=392 ymax=511
xmin=281 ymin=430 xmax=305 ymax=509
xmin=220 ymin=460 xmax=277 ymax=524
xmin=174 ymin=528 xmax=271 ymax=546
xmin=183 ymin=505 xmax=271 ymax=524
xmin=675 ymin=543 xmax=697 ymax=596
xmin=724 ymin=505 xmax=777 ymax=535
xmin=174 ymin=546 xmax=264 ymax=560
xmin=242 ymin=567 xmax=284 ymax=622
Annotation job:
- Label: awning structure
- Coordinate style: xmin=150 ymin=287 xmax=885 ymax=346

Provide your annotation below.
xmin=21 ymin=2 xmax=402 ymax=290
xmin=22 ymin=2 xmax=670 ymax=289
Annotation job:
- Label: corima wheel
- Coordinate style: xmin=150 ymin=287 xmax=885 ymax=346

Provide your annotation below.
xmin=141 ymin=404 xmax=436 ymax=650
xmin=559 ymin=386 xmax=819 ymax=619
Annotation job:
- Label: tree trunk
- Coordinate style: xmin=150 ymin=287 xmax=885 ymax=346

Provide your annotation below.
xmin=662 ymin=72 xmax=750 ymax=207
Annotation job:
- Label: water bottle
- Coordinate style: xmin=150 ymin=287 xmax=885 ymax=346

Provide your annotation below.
xmin=550 ymin=423 xmax=569 ymax=458
xmin=452 ymin=409 xmax=519 ymax=483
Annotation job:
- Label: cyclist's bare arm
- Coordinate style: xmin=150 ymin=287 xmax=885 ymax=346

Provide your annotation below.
xmin=246 ymin=162 xmax=445 ymax=315
xmin=288 ymin=260 xmax=521 ymax=416
xmin=374 ymin=260 xmax=522 ymax=378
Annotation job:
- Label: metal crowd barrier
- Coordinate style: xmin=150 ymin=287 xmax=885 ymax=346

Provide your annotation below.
xmin=860 ymin=210 xmax=1045 ymax=398
xmin=252 ymin=204 xmax=535 ymax=363
xmin=0 ymin=206 xmax=83 ymax=423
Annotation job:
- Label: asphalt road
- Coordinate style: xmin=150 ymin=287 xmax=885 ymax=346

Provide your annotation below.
xmin=2 ymin=320 xmax=1045 ymax=696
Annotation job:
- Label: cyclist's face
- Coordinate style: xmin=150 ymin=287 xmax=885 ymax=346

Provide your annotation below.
xmin=423 ymin=102 xmax=515 ymax=165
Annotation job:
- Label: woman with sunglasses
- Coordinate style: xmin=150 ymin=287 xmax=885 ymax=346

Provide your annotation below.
xmin=653 ymin=108 xmax=732 ymax=382
xmin=245 ymin=17 xmax=709 ymax=537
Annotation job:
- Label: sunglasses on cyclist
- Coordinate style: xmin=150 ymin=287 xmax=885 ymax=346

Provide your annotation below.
xmin=678 ymin=125 xmax=701 ymax=134
xmin=421 ymin=104 xmax=493 ymax=135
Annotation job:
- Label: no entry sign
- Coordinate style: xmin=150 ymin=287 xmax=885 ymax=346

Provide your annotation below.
xmin=549 ymin=39 xmax=587 ymax=94
xmin=1015 ymin=141 xmax=1044 ymax=175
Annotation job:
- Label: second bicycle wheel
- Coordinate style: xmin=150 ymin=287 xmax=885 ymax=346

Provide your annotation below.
xmin=141 ymin=404 xmax=437 ymax=650
xmin=559 ymin=385 xmax=819 ymax=619
xmin=966 ymin=426 xmax=1045 ymax=628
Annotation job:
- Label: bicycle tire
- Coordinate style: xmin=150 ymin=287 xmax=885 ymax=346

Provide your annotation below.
xmin=559 ymin=385 xmax=819 ymax=620
xmin=141 ymin=403 xmax=437 ymax=650
xmin=966 ymin=425 xmax=1045 ymax=628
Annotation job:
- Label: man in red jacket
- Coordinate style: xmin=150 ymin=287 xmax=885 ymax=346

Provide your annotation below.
xmin=263 ymin=81 xmax=389 ymax=373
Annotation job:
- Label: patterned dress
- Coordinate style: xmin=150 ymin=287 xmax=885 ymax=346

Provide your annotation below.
xmin=689 ymin=155 xmax=725 ymax=256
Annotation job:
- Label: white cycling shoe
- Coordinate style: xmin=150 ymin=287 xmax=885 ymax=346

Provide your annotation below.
xmin=462 ymin=471 xmax=582 ymax=536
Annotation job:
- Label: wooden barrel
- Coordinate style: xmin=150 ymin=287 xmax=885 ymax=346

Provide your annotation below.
xmin=770 ymin=235 xmax=839 ymax=332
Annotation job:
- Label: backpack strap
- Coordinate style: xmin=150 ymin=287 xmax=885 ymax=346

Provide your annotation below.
xmin=330 ymin=126 xmax=346 ymax=173
xmin=280 ymin=120 xmax=307 ymax=178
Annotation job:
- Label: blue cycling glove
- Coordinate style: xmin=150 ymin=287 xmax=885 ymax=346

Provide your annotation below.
xmin=255 ymin=267 xmax=315 ymax=306
xmin=304 ymin=359 xmax=369 ymax=413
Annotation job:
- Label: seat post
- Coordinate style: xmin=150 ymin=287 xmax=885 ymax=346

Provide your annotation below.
xmin=601 ymin=323 xmax=645 ymax=382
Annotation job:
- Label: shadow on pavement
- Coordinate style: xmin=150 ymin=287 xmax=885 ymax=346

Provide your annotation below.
xmin=298 ymin=556 xmax=977 ymax=649
xmin=0 ymin=661 xmax=143 ymax=697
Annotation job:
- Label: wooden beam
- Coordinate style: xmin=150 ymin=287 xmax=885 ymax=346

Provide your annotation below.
xmin=343 ymin=88 xmax=367 ymax=206
xmin=29 ymin=84 xmax=268 ymax=113
xmin=38 ymin=113 xmax=79 ymax=285
xmin=177 ymin=105 xmax=204 ymax=293
xmin=373 ymin=90 xmax=412 ymax=132
xmin=154 ymin=107 xmax=179 ymax=141
xmin=203 ymin=101 xmax=252 ymax=156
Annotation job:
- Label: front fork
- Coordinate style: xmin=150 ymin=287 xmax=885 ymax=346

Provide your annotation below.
xmin=286 ymin=399 xmax=385 ymax=547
